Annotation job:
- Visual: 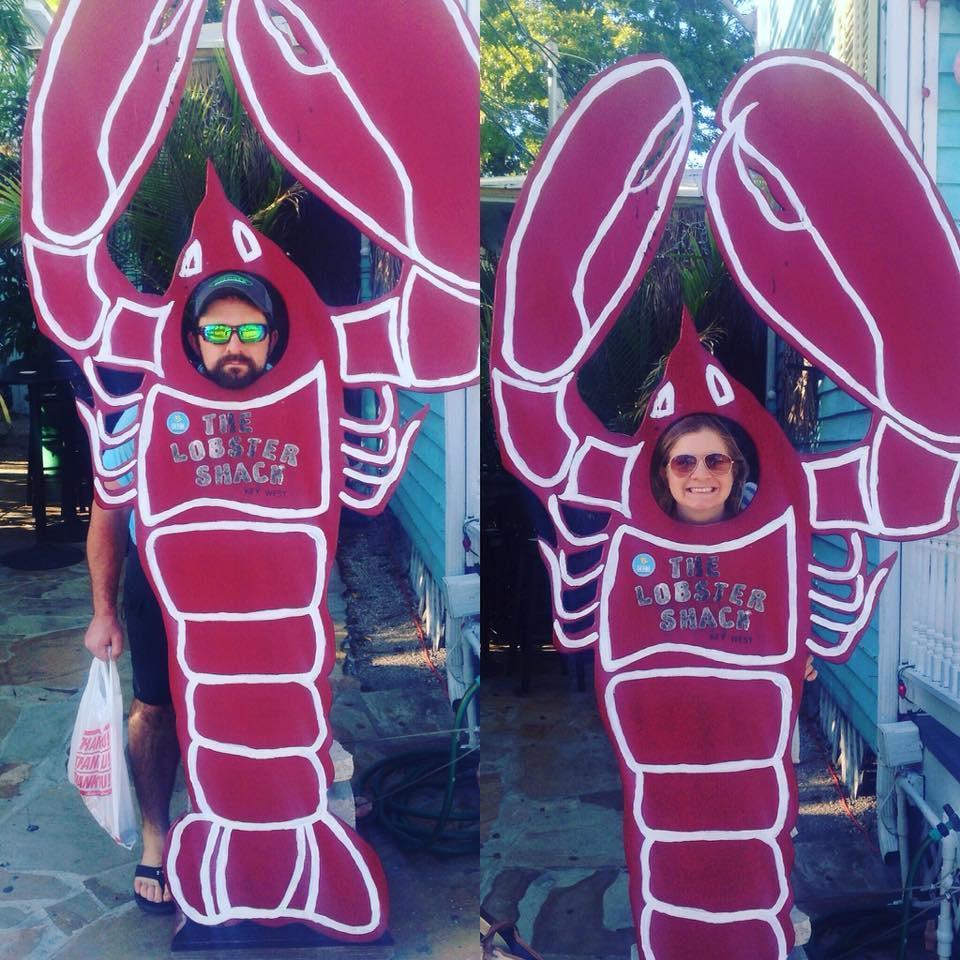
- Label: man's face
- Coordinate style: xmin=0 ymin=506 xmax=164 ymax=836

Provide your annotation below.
xmin=189 ymin=297 xmax=277 ymax=389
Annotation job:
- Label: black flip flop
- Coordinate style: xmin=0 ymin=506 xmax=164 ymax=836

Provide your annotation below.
xmin=134 ymin=864 xmax=175 ymax=915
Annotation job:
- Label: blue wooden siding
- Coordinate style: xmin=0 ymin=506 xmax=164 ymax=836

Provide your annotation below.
xmin=765 ymin=0 xmax=835 ymax=50
xmin=390 ymin=391 xmax=446 ymax=583
xmin=811 ymin=376 xmax=880 ymax=750
xmin=938 ymin=8 xmax=960 ymax=220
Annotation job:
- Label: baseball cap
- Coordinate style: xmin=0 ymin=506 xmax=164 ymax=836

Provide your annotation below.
xmin=191 ymin=271 xmax=274 ymax=325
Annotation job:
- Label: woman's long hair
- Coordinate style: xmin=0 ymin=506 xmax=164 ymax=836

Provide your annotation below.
xmin=650 ymin=413 xmax=749 ymax=519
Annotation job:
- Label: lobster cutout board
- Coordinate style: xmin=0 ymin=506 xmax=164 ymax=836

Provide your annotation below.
xmin=490 ymin=51 xmax=960 ymax=960
xmin=22 ymin=0 xmax=479 ymax=945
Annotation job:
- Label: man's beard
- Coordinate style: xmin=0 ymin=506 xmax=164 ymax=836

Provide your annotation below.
xmin=210 ymin=355 xmax=263 ymax=389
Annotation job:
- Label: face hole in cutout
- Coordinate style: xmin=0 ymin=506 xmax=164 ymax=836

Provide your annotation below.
xmin=181 ymin=272 xmax=289 ymax=384
xmin=649 ymin=412 xmax=759 ymax=523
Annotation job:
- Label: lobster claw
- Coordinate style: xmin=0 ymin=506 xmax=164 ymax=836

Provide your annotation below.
xmin=704 ymin=52 xmax=960 ymax=445
xmin=494 ymin=56 xmax=692 ymax=384
xmin=224 ymin=0 xmax=476 ymax=284
xmin=22 ymin=0 xmax=206 ymax=359
xmin=24 ymin=0 xmax=207 ymax=246
xmin=223 ymin=0 xmax=478 ymax=388
xmin=491 ymin=56 xmax=692 ymax=491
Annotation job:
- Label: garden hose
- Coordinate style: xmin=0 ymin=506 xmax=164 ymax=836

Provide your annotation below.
xmin=359 ymin=678 xmax=479 ymax=856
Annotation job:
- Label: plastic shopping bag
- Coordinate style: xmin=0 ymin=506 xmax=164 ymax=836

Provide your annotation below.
xmin=67 ymin=657 xmax=137 ymax=849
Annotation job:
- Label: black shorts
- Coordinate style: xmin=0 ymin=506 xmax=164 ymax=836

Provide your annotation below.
xmin=123 ymin=544 xmax=171 ymax=707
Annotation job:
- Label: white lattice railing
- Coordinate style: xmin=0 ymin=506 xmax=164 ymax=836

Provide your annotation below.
xmin=900 ymin=534 xmax=960 ymax=707
xmin=409 ymin=544 xmax=446 ymax=652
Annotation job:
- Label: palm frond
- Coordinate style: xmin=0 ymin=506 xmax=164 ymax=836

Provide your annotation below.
xmin=0 ymin=170 xmax=21 ymax=248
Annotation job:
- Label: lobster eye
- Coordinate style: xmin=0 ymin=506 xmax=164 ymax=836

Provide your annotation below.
xmin=179 ymin=239 xmax=203 ymax=278
xmin=650 ymin=381 xmax=675 ymax=418
xmin=705 ymin=364 xmax=735 ymax=407
xmin=232 ymin=221 xmax=263 ymax=263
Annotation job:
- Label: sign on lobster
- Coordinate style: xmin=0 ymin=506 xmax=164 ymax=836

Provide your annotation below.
xmin=490 ymin=52 xmax=960 ymax=960
xmin=22 ymin=0 xmax=478 ymax=942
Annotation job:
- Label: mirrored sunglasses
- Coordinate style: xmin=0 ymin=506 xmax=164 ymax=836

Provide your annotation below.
xmin=668 ymin=453 xmax=734 ymax=477
xmin=197 ymin=322 xmax=269 ymax=345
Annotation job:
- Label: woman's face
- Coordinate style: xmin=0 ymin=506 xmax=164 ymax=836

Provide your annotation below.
xmin=664 ymin=427 xmax=735 ymax=524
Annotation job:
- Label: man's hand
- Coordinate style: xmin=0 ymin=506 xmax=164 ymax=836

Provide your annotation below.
xmin=84 ymin=612 xmax=124 ymax=660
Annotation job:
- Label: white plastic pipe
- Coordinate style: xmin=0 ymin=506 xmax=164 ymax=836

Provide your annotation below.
xmin=894 ymin=774 xmax=957 ymax=960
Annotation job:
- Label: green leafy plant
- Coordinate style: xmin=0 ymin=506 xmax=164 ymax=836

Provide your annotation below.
xmin=111 ymin=51 xmax=303 ymax=294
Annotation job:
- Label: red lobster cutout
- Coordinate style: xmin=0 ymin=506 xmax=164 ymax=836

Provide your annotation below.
xmin=23 ymin=0 xmax=478 ymax=941
xmin=490 ymin=52 xmax=960 ymax=959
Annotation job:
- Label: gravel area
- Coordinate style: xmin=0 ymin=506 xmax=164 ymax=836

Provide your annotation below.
xmin=337 ymin=510 xmax=446 ymax=693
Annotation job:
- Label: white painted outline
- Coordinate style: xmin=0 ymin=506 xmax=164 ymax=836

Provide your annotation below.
xmin=443 ymin=0 xmax=478 ymax=68
xmin=546 ymin=494 xmax=610 ymax=548
xmin=640 ymin=903 xmax=785 ymax=960
xmin=340 ymin=386 xmax=395 ymax=434
xmin=598 ymin=509 xmax=799 ymax=672
xmin=396 ymin=265 xmax=481 ymax=388
xmin=145 ymin=521 xmax=326 ymax=621
xmin=807 ymin=558 xmax=892 ymax=660
xmin=92 ymin=475 xmax=137 ymax=505
xmin=167 ymin=810 xmax=382 ymax=933
xmin=232 ymin=219 xmax=263 ymax=262
xmin=558 ymin=550 xmax=604 ymax=588
xmin=538 ymin=541 xmax=600 ymax=621
xmin=650 ymin=381 xmax=675 ymax=419
xmin=332 ymin=266 xmax=480 ymax=389
xmin=808 ymin=532 xmax=864 ymax=581
xmin=705 ymin=364 xmax=735 ymax=407
xmin=331 ymin=297 xmax=402 ymax=383
xmin=179 ymin=238 xmax=203 ymax=278
xmin=705 ymin=54 xmax=960 ymax=445
xmin=339 ymin=417 xmax=421 ymax=511
xmin=560 ymin=437 xmax=643 ymax=517
xmin=492 ymin=369 xmax=579 ymax=488
xmin=29 ymin=0 xmax=205 ymax=246
xmin=94 ymin=297 xmax=171 ymax=377
xmin=606 ymin=669 xmax=792 ymax=774
xmin=145 ymin=519 xmax=382 ymax=932
xmin=23 ymin=233 xmax=112 ymax=351
xmin=137 ymin=363 xmax=331 ymax=527
xmin=809 ymin=577 xmax=865 ymax=613
xmin=82 ymin=357 xmax=144 ymax=409
xmin=499 ymin=59 xmax=692 ymax=384
xmin=341 ymin=428 xmax=396 ymax=465
xmin=552 ymin=620 xmax=598 ymax=651
xmin=803 ymin=417 xmax=960 ymax=536
xmin=75 ymin=402 xmax=137 ymax=482
xmin=225 ymin=0 xmax=477 ymax=295
xmin=607 ymin=668 xmax=792 ymax=957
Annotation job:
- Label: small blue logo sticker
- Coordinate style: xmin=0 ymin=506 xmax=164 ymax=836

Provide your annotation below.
xmin=632 ymin=553 xmax=656 ymax=577
xmin=166 ymin=412 xmax=190 ymax=435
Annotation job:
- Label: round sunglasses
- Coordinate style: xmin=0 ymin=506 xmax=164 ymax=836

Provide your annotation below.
xmin=197 ymin=322 xmax=269 ymax=345
xmin=668 ymin=452 xmax=735 ymax=477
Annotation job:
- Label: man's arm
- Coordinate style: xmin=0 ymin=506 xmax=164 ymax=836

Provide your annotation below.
xmin=84 ymin=501 xmax=132 ymax=660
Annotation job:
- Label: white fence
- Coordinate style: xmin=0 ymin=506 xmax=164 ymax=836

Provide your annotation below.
xmin=900 ymin=534 xmax=960 ymax=708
